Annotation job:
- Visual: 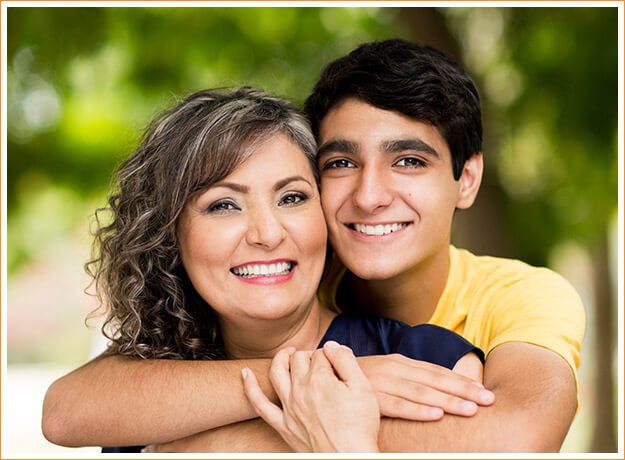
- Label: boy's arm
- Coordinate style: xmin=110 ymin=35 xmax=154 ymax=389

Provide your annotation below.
xmin=143 ymin=419 xmax=291 ymax=453
xmin=378 ymin=342 xmax=577 ymax=452
xmin=42 ymin=354 xmax=274 ymax=447
xmin=42 ymin=351 xmax=488 ymax=448
xmin=145 ymin=343 xmax=571 ymax=453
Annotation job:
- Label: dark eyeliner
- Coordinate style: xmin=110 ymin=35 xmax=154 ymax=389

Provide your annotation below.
xmin=279 ymin=191 xmax=309 ymax=207
xmin=206 ymin=199 xmax=240 ymax=214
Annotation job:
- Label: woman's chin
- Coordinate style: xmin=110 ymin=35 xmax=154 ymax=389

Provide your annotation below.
xmin=250 ymin=305 xmax=300 ymax=321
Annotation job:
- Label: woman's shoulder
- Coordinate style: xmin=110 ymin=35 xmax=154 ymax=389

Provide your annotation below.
xmin=318 ymin=313 xmax=404 ymax=356
xmin=319 ymin=313 xmax=483 ymax=368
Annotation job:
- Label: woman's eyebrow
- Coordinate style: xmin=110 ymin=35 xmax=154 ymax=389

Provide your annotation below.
xmin=213 ymin=182 xmax=249 ymax=193
xmin=317 ymin=139 xmax=359 ymax=158
xmin=209 ymin=176 xmax=311 ymax=194
xmin=382 ymin=138 xmax=439 ymax=157
xmin=273 ymin=175 xmax=312 ymax=191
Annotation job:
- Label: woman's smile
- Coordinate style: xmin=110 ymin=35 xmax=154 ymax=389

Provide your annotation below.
xmin=230 ymin=259 xmax=298 ymax=285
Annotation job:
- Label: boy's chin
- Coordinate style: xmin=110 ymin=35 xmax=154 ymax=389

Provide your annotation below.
xmin=346 ymin=261 xmax=407 ymax=281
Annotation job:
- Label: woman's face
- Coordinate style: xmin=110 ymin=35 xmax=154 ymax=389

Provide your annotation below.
xmin=178 ymin=133 xmax=327 ymax=325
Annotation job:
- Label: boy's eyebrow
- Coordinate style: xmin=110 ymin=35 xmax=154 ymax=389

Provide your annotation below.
xmin=317 ymin=139 xmax=359 ymax=158
xmin=317 ymin=138 xmax=439 ymax=159
xmin=382 ymin=138 xmax=439 ymax=157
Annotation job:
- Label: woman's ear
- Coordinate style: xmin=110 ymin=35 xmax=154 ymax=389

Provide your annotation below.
xmin=456 ymin=153 xmax=483 ymax=209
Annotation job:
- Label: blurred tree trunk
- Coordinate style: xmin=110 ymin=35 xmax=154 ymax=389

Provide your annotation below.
xmin=590 ymin=233 xmax=616 ymax=452
xmin=399 ymin=7 xmax=462 ymax=60
xmin=398 ymin=7 xmax=513 ymax=257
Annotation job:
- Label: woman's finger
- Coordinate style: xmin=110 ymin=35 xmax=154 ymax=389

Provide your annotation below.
xmin=309 ymin=348 xmax=335 ymax=375
xmin=322 ymin=342 xmax=367 ymax=384
xmin=242 ymin=368 xmax=286 ymax=431
xmin=289 ymin=350 xmax=312 ymax=386
xmin=269 ymin=347 xmax=296 ymax=403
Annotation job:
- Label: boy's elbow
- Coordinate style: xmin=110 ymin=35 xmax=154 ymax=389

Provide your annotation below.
xmin=42 ymin=382 xmax=79 ymax=447
xmin=493 ymin=397 xmax=573 ymax=452
xmin=499 ymin=429 xmax=561 ymax=453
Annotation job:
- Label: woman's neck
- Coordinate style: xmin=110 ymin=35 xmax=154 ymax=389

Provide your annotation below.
xmin=220 ymin=298 xmax=336 ymax=359
xmin=348 ymin=247 xmax=451 ymax=326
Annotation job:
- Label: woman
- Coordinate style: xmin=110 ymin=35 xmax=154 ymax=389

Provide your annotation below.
xmin=43 ymin=88 xmax=485 ymax=452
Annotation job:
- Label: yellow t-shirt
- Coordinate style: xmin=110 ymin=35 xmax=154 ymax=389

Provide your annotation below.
xmin=429 ymin=246 xmax=586 ymax=386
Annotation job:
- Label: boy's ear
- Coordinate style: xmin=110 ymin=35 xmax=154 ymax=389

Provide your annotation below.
xmin=456 ymin=153 xmax=483 ymax=209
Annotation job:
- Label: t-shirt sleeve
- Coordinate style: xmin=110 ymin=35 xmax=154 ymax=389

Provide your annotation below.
xmin=395 ymin=324 xmax=485 ymax=369
xmin=483 ymin=268 xmax=586 ymax=383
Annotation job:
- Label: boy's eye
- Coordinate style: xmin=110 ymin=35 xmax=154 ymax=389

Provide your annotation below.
xmin=323 ymin=158 xmax=356 ymax=170
xmin=394 ymin=157 xmax=426 ymax=168
xmin=279 ymin=192 xmax=308 ymax=207
xmin=207 ymin=200 xmax=240 ymax=214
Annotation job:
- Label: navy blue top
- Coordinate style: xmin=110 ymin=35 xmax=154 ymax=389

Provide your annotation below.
xmin=103 ymin=313 xmax=483 ymax=452
xmin=318 ymin=313 xmax=483 ymax=368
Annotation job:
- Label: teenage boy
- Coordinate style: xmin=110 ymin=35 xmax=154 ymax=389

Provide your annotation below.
xmin=42 ymin=39 xmax=584 ymax=452
xmin=291 ymin=39 xmax=585 ymax=451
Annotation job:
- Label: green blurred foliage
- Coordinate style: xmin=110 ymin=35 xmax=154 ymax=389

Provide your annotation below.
xmin=447 ymin=7 xmax=617 ymax=265
xmin=503 ymin=8 xmax=617 ymax=263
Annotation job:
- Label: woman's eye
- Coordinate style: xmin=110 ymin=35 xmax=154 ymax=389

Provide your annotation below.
xmin=394 ymin=157 xmax=426 ymax=168
xmin=207 ymin=200 xmax=240 ymax=214
xmin=323 ymin=158 xmax=356 ymax=170
xmin=279 ymin=192 xmax=308 ymax=207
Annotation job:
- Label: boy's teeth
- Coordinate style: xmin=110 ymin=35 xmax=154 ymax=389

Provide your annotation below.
xmin=232 ymin=262 xmax=293 ymax=277
xmin=353 ymin=223 xmax=407 ymax=236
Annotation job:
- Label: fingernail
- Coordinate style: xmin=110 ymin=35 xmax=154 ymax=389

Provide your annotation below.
xmin=242 ymin=368 xmax=249 ymax=380
xmin=324 ymin=340 xmax=340 ymax=349
xmin=479 ymin=389 xmax=494 ymax=403
xmin=462 ymin=401 xmax=477 ymax=413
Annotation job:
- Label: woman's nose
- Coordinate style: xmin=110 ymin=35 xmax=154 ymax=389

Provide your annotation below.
xmin=245 ymin=205 xmax=287 ymax=250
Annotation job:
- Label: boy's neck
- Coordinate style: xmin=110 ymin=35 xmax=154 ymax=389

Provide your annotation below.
xmin=348 ymin=246 xmax=451 ymax=326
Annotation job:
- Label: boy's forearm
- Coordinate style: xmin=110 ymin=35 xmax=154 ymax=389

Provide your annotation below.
xmin=42 ymin=354 xmax=274 ymax=447
xmin=146 ymin=419 xmax=292 ymax=452
xmin=378 ymin=343 xmax=577 ymax=452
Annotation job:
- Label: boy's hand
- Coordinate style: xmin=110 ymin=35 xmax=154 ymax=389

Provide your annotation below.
xmin=357 ymin=353 xmax=494 ymax=420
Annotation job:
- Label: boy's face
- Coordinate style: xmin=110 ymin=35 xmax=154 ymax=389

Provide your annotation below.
xmin=317 ymin=98 xmax=481 ymax=280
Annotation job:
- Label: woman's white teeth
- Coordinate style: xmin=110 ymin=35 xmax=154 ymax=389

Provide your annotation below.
xmin=353 ymin=223 xmax=407 ymax=236
xmin=232 ymin=262 xmax=293 ymax=277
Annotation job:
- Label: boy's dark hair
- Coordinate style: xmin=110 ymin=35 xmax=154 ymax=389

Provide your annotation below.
xmin=304 ymin=39 xmax=482 ymax=180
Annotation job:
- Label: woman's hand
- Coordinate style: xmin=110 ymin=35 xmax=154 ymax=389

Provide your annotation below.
xmin=357 ymin=353 xmax=493 ymax=421
xmin=242 ymin=341 xmax=380 ymax=452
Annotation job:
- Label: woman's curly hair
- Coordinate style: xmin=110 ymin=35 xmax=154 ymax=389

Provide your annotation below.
xmin=87 ymin=87 xmax=318 ymax=360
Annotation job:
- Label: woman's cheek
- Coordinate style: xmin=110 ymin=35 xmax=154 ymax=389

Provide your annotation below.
xmin=289 ymin=206 xmax=327 ymax=257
